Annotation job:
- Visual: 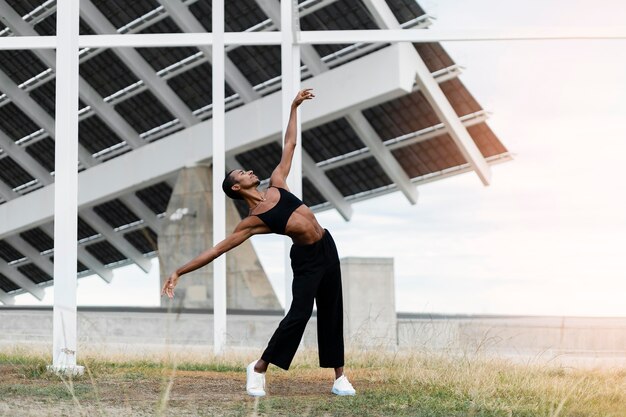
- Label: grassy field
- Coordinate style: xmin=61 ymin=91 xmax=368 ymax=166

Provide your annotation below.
xmin=0 ymin=347 xmax=624 ymax=417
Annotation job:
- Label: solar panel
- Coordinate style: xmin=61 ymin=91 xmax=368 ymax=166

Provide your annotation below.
xmin=440 ymin=78 xmax=483 ymax=116
xmin=79 ymin=114 xmax=125 ymax=154
xmin=189 ymin=0 xmax=269 ymax=33
xmin=302 ymin=177 xmax=326 ymax=207
xmin=0 ymin=156 xmax=35 ymax=189
xmin=29 ymin=79 xmax=55 ymax=117
xmin=25 ymin=137 xmax=55 ymax=173
xmin=136 ymin=17 xmax=200 ymax=72
xmin=386 ymin=0 xmax=425 ymax=23
xmin=89 ymin=0 xmax=159 ymax=30
xmin=414 ymin=43 xmax=455 ymax=72
xmin=362 ymin=90 xmax=441 ymax=141
xmin=0 ymin=102 xmax=41 ymax=142
xmin=325 ymin=157 xmax=393 ymax=197
xmin=0 ymin=272 xmax=20 ymax=293
xmin=392 ymin=133 xmax=465 ymax=178
xmin=300 ymin=0 xmax=378 ymax=57
xmin=5 ymin=0 xmax=44 ymax=16
xmin=167 ymin=63 xmax=235 ymax=111
xmin=33 ymin=12 xmax=55 ymax=36
xmin=0 ymin=240 xmax=24 ymax=263
xmin=135 ymin=182 xmax=173 ymax=215
xmin=302 ymin=118 xmax=366 ymax=162
xmin=124 ymin=227 xmax=157 ymax=254
xmin=85 ymin=240 xmax=127 ymax=265
xmin=0 ymin=49 xmax=47 ymax=85
xmin=227 ymin=46 xmax=282 ymax=87
xmin=467 ymin=123 xmax=507 ymax=158
xmin=78 ymin=217 xmax=99 ymax=241
xmin=93 ymin=199 xmax=141 ymax=229
xmin=17 ymin=263 xmax=51 ymax=284
xmin=79 ymin=49 xmax=141 ymax=99
xmin=20 ymin=227 xmax=54 ymax=253
xmin=114 ymin=90 xmax=175 ymax=133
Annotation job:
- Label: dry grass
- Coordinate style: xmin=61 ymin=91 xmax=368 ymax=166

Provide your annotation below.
xmin=0 ymin=345 xmax=624 ymax=417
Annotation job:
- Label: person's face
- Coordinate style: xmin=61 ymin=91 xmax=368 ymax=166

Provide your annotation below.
xmin=231 ymin=169 xmax=260 ymax=193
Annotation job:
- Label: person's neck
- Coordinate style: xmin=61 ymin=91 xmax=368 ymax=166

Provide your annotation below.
xmin=243 ymin=188 xmax=265 ymax=210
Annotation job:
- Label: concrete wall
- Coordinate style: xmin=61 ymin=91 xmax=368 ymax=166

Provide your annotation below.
xmin=2 ymin=308 xmax=625 ymax=358
xmin=341 ymin=257 xmax=396 ymax=348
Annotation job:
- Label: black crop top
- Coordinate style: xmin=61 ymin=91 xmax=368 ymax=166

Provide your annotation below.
xmin=253 ymin=186 xmax=304 ymax=235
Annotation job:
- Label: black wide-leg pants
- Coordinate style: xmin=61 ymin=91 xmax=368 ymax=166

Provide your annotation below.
xmin=261 ymin=229 xmax=344 ymax=370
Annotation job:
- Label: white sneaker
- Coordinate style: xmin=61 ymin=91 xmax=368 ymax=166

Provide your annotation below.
xmin=246 ymin=361 xmax=266 ymax=397
xmin=331 ymin=374 xmax=356 ymax=396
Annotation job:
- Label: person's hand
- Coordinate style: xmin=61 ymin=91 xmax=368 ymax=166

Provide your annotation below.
xmin=292 ymin=88 xmax=315 ymax=107
xmin=161 ymin=272 xmax=180 ymax=299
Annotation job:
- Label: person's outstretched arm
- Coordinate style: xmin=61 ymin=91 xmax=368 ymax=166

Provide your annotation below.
xmin=161 ymin=218 xmax=259 ymax=298
xmin=269 ymin=88 xmax=315 ymax=189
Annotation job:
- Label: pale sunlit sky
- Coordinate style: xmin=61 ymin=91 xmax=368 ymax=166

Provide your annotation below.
xmin=14 ymin=0 xmax=626 ymax=316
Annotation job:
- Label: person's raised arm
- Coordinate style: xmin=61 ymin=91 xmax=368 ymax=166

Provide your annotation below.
xmin=162 ymin=218 xmax=257 ymax=298
xmin=269 ymin=88 xmax=315 ymax=188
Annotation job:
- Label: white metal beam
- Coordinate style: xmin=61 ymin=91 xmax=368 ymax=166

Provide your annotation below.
xmin=0 ymin=260 xmax=45 ymax=300
xmin=361 ymin=0 xmax=491 ymax=185
xmin=79 ymin=210 xmax=152 ymax=273
xmin=347 ymin=112 xmax=418 ymax=204
xmin=2 ymin=28 xmax=626 ymax=51
xmin=52 ymin=0 xmax=82 ymax=373
xmin=80 ymin=0 xmax=198 ymax=128
xmin=211 ymin=0 xmax=227 ymax=355
xmin=302 ymin=151 xmax=352 ymax=220
xmin=0 ymin=44 xmax=417 ymax=239
xmin=158 ymin=0 xmax=260 ymax=104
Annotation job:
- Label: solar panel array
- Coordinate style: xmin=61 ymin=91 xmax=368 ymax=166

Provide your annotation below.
xmin=0 ymin=0 xmax=509 ymax=298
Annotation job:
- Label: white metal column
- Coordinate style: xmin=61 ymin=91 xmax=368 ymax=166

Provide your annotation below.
xmin=281 ymin=0 xmax=301 ymax=313
xmin=212 ymin=0 xmax=227 ymax=355
xmin=51 ymin=0 xmax=83 ymax=375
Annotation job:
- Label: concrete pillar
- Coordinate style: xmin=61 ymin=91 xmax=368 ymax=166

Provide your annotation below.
xmin=340 ymin=257 xmax=397 ymax=348
xmin=159 ymin=166 xmax=281 ymax=310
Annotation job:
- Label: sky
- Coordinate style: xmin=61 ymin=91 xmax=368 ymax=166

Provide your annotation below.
xmin=14 ymin=0 xmax=626 ymax=316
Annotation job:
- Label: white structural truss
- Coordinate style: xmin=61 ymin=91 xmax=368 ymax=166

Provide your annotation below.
xmin=5 ymin=0 xmax=615 ymax=369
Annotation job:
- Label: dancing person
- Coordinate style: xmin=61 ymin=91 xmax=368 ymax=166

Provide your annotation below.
xmin=162 ymin=88 xmax=355 ymax=397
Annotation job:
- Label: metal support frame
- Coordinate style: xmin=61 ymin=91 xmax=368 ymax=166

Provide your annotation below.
xmin=211 ymin=0 xmax=227 ymax=355
xmin=281 ymin=0 xmax=301 ymax=312
xmin=51 ymin=0 xmax=82 ymax=374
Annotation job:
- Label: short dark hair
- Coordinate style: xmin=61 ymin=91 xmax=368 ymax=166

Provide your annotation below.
xmin=222 ymin=169 xmax=243 ymax=200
